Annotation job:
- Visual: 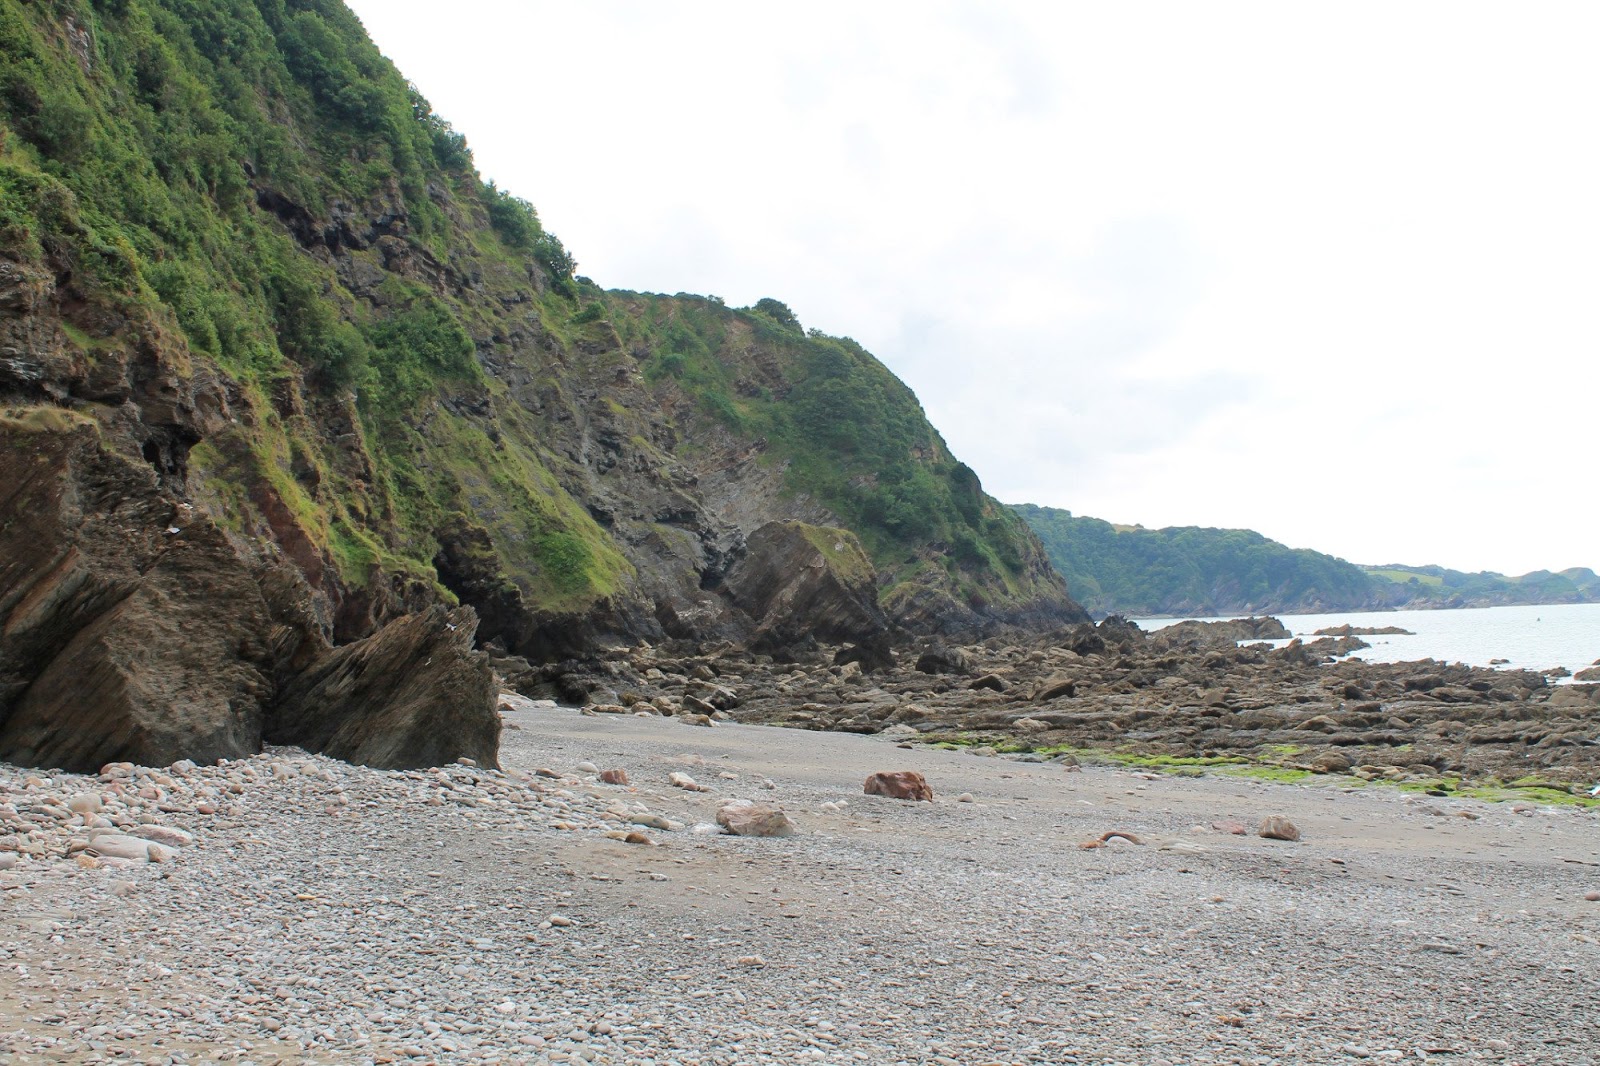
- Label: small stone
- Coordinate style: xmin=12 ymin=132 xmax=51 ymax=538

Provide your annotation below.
xmin=955 ymin=793 xmax=976 ymax=803
xmin=549 ymin=914 xmax=574 ymax=927
xmin=1584 ymin=891 xmax=1600 ymax=902
xmin=622 ymin=831 xmax=654 ymax=845
xmin=736 ymin=954 xmax=767 ymax=967
xmin=1258 ymin=815 xmax=1301 ymax=842
xmin=669 ymin=772 xmax=705 ymax=792
xmin=1212 ymin=820 xmax=1248 ymax=835
xmin=599 ymin=769 xmax=630 ymax=786
xmin=0 ymin=853 xmax=15 ymax=872
xmin=629 ymin=813 xmax=677 ymax=830
xmin=576 ymin=762 xmax=599 ymax=774
xmin=67 ymin=793 xmax=102 ymax=815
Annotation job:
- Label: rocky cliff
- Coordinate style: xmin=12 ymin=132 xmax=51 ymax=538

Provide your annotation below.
xmin=0 ymin=1 xmax=1083 ymax=767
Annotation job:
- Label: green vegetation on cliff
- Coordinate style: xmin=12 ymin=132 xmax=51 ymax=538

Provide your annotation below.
xmin=1015 ymin=504 xmax=1599 ymax=617
xmin=0 ymin=0 xmax=1077 ymax=654
xmin=1014 ymin=505 xmax=1380 ymax=617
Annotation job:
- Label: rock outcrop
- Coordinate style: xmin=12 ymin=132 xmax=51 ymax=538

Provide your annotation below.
xmin=269 ymin=606 xmax=498 ymax=770
xmin=721 ymin=523 xmax=890 ymax=654
xmin=0 ymin=416 xmax=284 ymax=770
xmin=0 ymin=414 xmax=497 ymax=772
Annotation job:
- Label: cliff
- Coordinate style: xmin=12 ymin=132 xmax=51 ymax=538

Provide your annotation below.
xmin=0 ymin=1 xmax=1082 ymax=766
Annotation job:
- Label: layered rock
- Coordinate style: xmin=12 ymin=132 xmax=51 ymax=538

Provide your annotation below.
xmin=270 ymin=606 xmax=498 ymax=770
xmin=0 ymin=416 xmax=283 ymax=770
xmin=0 ymin=414 xmax=496 ymax=772
xmin=721 ymin=522 xmax=890 ymax=653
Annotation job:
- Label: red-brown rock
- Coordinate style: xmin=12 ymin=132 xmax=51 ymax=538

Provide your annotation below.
xmin=863 ymin=770 xmax=933 ymax=802
xmin=599 ymin=769 xmax=630 ymax=785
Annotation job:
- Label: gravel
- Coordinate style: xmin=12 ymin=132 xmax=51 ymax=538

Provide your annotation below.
xmin=1 ymin=702 xmax=1598 ymax=1064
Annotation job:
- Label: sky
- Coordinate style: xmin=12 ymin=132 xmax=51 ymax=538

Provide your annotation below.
xmin=345 ymin=1 xmax=1599 ymax=575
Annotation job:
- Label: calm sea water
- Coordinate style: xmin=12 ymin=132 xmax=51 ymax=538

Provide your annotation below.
xmin=1133 ymin=602 xmax=1600 ymax=674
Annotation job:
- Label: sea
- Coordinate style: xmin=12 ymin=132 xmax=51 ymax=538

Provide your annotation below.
xmin=1133 ymin=602 xmax=1600 ymax=676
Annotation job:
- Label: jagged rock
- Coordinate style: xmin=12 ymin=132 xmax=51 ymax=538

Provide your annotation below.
xmin=722 ymin=522 xmax=890 ymax=652
xmin=268 ymin=606 xmax=498 ymax=770
xmin=1033 ymin=675 xmax=1076 ymax=702
xmin=834 ymin=634 xmax=896 ymax=673
xmin=969 ymin=673 xmax=1008 ymax=692
xmin=0 ymin=418 xmax=302 ymax=771
xmin=863 ymin=770 xmax=933 ymax=801
xmin=915 ymin=645 xmax=973 ymax=676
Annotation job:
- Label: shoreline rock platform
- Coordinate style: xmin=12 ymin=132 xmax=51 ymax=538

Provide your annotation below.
xmin=2 ymin=700 xmax=1598 ymax=1064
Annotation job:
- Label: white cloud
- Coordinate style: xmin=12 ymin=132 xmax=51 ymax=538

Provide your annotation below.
xmin=347 ymin=0 xmax=1600 ymax=574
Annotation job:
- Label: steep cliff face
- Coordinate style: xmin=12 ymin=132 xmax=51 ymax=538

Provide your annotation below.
xmin=0 ymin=0 xmax=1084 ymax=719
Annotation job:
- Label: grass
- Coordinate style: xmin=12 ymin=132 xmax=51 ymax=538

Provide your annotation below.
xmin=914 ymin=733 xmax=1600 ymax=807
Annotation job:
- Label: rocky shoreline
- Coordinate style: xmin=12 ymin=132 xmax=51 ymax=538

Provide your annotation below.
xmin=535 ymin=616 xmax=1600 ymax=798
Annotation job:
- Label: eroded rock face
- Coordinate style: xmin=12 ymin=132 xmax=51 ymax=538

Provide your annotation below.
xmin=269 ymin=605 xmax=498 ymax=770
xmin=0 ymin=416 xmax=498 ymax=773
xmin=721 ymin=522 xmax=890 ymax=653
xmin=0 ymin=418 xmax=284 ymax=770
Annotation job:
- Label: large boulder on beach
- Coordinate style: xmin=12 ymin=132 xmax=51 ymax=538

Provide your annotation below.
xmin=269 ymin=606 xmax=499 ymax=770
xmin=864 ymin=770 xmax=934 ymax=801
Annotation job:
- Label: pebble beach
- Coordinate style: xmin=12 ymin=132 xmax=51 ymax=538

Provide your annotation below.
xmin=2 ymin=701 xmax=1598 ymax=1065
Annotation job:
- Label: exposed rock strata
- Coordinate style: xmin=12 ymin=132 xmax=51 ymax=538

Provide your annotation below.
xmin=270 ymin=605 xmax=498 ymax=770
xmin=721 ymin=522 xmax=889 ymax=654
xmin=0 ymin=416 xmax=495 ymax=772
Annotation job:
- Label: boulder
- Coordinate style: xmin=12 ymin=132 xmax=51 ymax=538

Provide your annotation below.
xmin=268 ymin=606 xmax=499 ymax=770
xmin=721 ymin=522 xmax=889 ymax=653
xmin=834 ymin=634 xmax=895 ymax=673
xmin=969 ymin=673 xmax=1009 ymax=693
xmin=1549 ymin=684 xmax=1599 ymax=709
xmin=1257 ymin=815 xmax=1301 ymax=842
xmin=1311 ymin=750 xmax=1352 ymax=773
xmin=84 ymin=833 xmax=162 ymax=862
xmin=716 ymin=802 xmax=798 ymax=838
xmin=863 ymin=770 xmax=933 ymax=802
xmin=914 ymin=645 xmax=973 ymax=676
xmin=1033 ymin=675 xmax=1076 ymax=701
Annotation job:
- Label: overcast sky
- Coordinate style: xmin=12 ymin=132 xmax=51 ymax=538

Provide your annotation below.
xmin=346 ymin=1 xmax=1598 ymax=576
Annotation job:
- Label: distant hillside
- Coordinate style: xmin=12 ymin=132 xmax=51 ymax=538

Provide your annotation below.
xmin=1013 ymin=504 xmax=1599 ymax=617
